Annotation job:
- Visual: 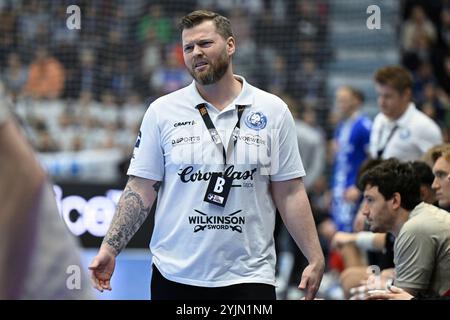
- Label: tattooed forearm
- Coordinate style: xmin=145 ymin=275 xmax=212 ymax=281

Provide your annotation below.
xmin=102 ymin=185 xmax=151 ymax=255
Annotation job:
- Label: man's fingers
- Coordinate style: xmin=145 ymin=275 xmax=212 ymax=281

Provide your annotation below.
xmin=367 ymin=292 xmax=390 ymax=300
xmin=92 ymin=276 xmax=103 ymax=292
xmin=100 ymin=279 xmax=112 ymax=291
xmin=298 ymin=275 xmax=308 ymax=290
xmin=105 ymin=280 xmax=112 ymax=291
xmin=90 ymin=270 xmax=104 ymax=292
xmin=350 ymin=285 xmax=367 ymax=296
xmin=388 ymin=285 xmax=402 ymax=293
xmin=350 ymin=293 xmax=367 ymax=300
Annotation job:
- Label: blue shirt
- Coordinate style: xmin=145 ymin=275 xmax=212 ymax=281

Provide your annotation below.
xmin=331 ymin=113 xmax=372 ymax=231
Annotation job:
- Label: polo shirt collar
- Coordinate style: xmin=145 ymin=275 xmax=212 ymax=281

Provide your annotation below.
xmin=396 ymin=103 xmax=416 ymax=127
xmin=188 ymin=75 xmax=253 ymax=112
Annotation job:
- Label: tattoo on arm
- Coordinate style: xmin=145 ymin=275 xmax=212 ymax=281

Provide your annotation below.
xmin=102 ymin=184 xmax=151 ymax=255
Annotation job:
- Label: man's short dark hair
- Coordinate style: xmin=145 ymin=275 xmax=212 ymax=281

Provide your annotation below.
xmin=356 ymin=158 xmax=384 ymax=192
xmin=374 ymin=65 xmax=413 ymax=94
xmin=412 ymin=161 xmax=434 ymax=187
xmin=179 ymin=10 xmax=233 ymax=40
xmin=359 ymin=158 xmax=421 ymax=211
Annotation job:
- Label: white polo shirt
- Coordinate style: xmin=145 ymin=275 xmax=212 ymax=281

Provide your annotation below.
xmin=369 ymin=103 xmax=442 ymax=161
xmin=128 ymin=75 xmax=305 ymax=287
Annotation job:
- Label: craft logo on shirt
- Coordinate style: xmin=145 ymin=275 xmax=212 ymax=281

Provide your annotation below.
xmin=188 ymin=209 xmax=245 ymax=233
xmin=173 ymin=120 xmax=196 ymax=127
xmin=245 ymin=112 xmax=267 ymax=130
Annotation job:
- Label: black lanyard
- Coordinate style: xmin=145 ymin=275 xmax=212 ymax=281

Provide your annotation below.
xmin=195 ymin=103 xmax=247 ymax=165
xmin=377 ymin=124 xmax=398 ymax=159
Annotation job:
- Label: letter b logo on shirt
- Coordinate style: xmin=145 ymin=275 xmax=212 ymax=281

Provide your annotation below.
xmin=214 ymin=177 xmax=226 ymax=193
xmin=204 ymin=173 xmax=232 ymax=207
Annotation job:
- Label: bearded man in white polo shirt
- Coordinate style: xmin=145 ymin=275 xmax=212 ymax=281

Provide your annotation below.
xmin=369 ymin=65 xmax=442 ymax=161
xmin=90 ymin=10 xmax=324 ymax=300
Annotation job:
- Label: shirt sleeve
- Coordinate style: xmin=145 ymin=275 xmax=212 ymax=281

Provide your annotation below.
xmin=415 ymin=121 xmax=443 ymax=154
xmin=269 ymin=108 xmax=306 ymax=181
xmin=127 ymin=105 xmax=164 ymax=181
xmin=394 ymin=224 xmax=435 ymax=292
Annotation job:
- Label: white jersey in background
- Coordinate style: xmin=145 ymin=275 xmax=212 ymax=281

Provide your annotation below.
xmin=369 ymin=103 xmax=443 ymax=161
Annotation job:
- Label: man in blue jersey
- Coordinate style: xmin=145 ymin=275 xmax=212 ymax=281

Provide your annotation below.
xmin=331 ymin=86 xmax=372 ymax=233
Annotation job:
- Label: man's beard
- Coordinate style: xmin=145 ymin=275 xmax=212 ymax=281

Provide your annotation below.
xmin=190 ymin=50 xmax=230 ymax=85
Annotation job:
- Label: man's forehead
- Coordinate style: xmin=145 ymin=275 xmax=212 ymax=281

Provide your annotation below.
xmin=182 ymin=21 xmax=217 ymax=42
xmin=375 ymin=83 xmax=399 ymax=96
xmin=433 ymin=156 xmax=450 ymax=173
xmin=364 ymin=184 xmax=380 ymax=195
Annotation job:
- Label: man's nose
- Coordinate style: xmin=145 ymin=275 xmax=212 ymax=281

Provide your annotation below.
xmin=361 ymin=201 xmax=369 ymax=217
xmin=432 ymin=177 xmax=439 ymax=190
xmin=193 ymin=45 xmax=203 ymax=57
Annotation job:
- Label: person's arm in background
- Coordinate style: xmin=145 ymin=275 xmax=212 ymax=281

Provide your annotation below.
xmin=271 ymin=178 xmax=325 ymax=300
xmin=332 ymin=231 xmax=386 ymax=252
xmin=89 ymin=176 xmax=160 ymax=292
xmin=299 ymin=128 xmax=326 ymax=190
xmin=0 ymin=100 xmax=46 ymax=299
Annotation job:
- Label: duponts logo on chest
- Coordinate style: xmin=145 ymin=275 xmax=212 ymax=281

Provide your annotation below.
xmin=188 ymin=209 xmax=245 ymax=233
xmin=244 ymin=112 xmax=267 ymax=130
xmin=172 ymin=136 xmax=201 ymax=146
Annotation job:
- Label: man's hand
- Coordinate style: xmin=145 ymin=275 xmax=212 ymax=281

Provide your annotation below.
xmin=298 ymin=261 xmax=325 ymax=300
xmin=89 ymin=247 xmax=116 ymax=292
xmin=366 ymin=285 xmax=414 ymax=300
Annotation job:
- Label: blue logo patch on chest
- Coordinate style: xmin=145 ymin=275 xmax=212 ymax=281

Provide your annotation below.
xmin=399 ymin=128 xmax=410 ymax=139
xmin=244 ymin=112 xmax=267 ymax=130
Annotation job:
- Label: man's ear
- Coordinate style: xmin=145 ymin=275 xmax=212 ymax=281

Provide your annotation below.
xmin=401 ymin=88 xmax=412 ymax=105
xmin=227 ymin=36 xmax=235 ymax=56
xmin=391 ymin=192 xmax=402 ymax=210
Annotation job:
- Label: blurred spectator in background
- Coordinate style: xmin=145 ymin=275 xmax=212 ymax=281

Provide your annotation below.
xmin=369 ymin=65 xmax=442 ymax=161
xmin=2 ymin=53 xmax=28 ymax=101
xmin=402 ymin=5 xmax=436 ymax=53
xmin=25 ymin=47 xmax=65 ymax=100
xmin=330 ymin=86 xmax=371 ymax=234
xmin=77 ymin=49 xmax=100 ymax=99
xmin=138 ymin=4 xmax=172 ymax=44
xmin=150 ymin=48 xmax=191 ymax=96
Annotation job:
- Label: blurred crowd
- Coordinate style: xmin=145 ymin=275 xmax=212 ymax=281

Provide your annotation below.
xmin=0 ymin=0 xmax=329 ymax=156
